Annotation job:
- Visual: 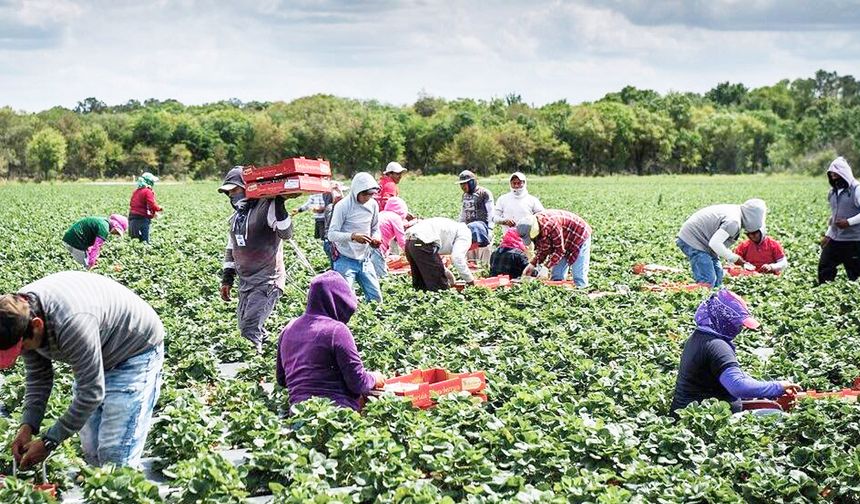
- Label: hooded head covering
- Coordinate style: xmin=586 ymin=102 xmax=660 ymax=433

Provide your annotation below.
xmin=468 ymin=221 xmax=490 ymax=247
xmin=109 ymin=214 xmax=128 ymax=234
xmin=827 ymin=156 xmax=857 ymax=191
xmin=694 ymin=289 xmax=760 ymax=348
xmin=305 ymin=271 xmax=358 ymax=324
xmin=350 ymin=172 xmax=380 ymax=202
xmin=457 ymin=170 xmax=477 ymax=193
xmin=218 ymin=166 xmax=246 ymax=194
xmin=500 ymin=228 xmax=527 ymax=252
xmin=137 ymin=172 xmax=159 ymax=189
xmin=740 ymin=199 xmax=767 ymax=234
xmin=383 ymin=197 xmax=409 ymax=219
xmin=509 ymin=172 xmax=528 ymax=198
xmin=516 ymin=214 xmax=540 ymax=246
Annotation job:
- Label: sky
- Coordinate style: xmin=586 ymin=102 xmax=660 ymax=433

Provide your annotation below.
xmin=1 ymin=0 xmax=859 ymax=112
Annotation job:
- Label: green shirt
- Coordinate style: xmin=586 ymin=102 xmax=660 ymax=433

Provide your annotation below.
xmin=63 ymin=217 xmax=109 ymax=250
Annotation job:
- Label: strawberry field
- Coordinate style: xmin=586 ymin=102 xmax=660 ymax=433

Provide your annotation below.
xmin=1 ymin=174 xmax=860 ymax=503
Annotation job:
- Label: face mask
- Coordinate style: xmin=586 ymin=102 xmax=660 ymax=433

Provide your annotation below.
xmin=830 ymin=176 xmax=849 ymax=190
xmin=512 ymin=187 xmax=525 ymax=196
xmin=230 ymin=192 xmax=246 ymax=209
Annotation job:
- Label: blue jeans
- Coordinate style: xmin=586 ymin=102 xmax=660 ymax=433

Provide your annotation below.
xmin=369 ymin=248 xmax=388 ymax=279
xmin=334 ymin=255 xmax=383 ymax=302
xmin=550 ymin=238 xmax=591 ymax=287
xmin=79 ymin=342 xmax=164 ymax=468
xmin=676 ymin=238 xmax=723 ymax=287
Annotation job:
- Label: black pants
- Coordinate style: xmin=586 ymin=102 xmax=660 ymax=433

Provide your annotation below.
xmin=128 ymin=215 xmax=151 ymax=243
xmin=818 ymin=239 xmax=860 ymax=284
xmin=405 ymin=239 xmax=449 ymax=292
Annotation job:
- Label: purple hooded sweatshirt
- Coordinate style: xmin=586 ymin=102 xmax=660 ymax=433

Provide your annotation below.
xmin=276 ymin=271 xmax=377 ymax=411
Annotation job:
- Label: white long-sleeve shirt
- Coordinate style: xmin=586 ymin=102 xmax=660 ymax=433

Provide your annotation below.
xmin=492 ymin=191 xmax=544 ymax=232
xmin=406 ymin=217 xmax=474 ymax=282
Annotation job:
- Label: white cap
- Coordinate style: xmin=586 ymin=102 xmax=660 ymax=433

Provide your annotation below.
xmin=384 ymin=162 xmax=407 ymax=174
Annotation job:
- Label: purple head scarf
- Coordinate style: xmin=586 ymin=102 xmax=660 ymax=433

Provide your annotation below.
xmin=694 ymin=289 xmax=760 ymax=349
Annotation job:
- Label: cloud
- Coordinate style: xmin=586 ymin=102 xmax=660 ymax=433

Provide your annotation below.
xmin=0 ymin=0 xmax=82 ymax=50
xmin=581 ymin=0 xmax=860 ymax=31
xmin=0 ymin=0 xmax=859 ymax=111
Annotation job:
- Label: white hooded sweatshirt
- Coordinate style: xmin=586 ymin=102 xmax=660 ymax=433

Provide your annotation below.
xmin=826 ymin=156 xmax=860 ymax=239
xmin=327 ymin=172 xmax=381 ymax=260
xmin=493 ymin=172 xmax=545 ymax=233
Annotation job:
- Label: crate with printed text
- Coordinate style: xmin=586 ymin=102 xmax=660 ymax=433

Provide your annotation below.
xmin=242 ymin=157 xmax=332 ymax=182
xmin=245 ymin=175 xmax=333 ymax=199
xmin=381 ymin=368 xmax=487 ymax=409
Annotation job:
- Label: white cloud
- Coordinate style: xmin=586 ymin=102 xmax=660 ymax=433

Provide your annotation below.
xmin=0 ymin=0 xmax=858 ymax=111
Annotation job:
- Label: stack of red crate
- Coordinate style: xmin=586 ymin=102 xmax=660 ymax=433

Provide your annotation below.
xmin=242 ymin=157 xmax=333 ymax=199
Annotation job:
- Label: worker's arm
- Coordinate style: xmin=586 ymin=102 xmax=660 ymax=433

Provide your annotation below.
xmin=20 ymin=351 xmax=54 ymax=435
xmin=275 ymin=329 xmax=287 ymax=387
xmin=708 ymin=229 xmax=742 ymax=263
xmin=370 ymin=208 xmax=381 ymax=241
xmin=44 ymin=314 xmax=105 ymax=444
xmin=85 ymin=237 xmax=106 ymax=269
xmin=222 ymin=235 xmax=236 ymax=283
xmin=485 ymin=193 xmax=495 ymax=228
xmin=146 ymin=188 xmax=162 ymax=213
xmin=332 ymin=327 xmax=378 ymax=395
xmin=450 ymin=233 xmax=475 ymax=282
xmin=491 ymin=196 xmax=507 ymax=224
xmin=267 ymin=197 xmax=294 ymax=240
xmin=532 ymin=196 xmax=545 ymax=213
xmin=326 ymin=201 xmax=353 ymax=244
xmin=718 ymin=367 xmax=785 ymax=400
xmin=767 ymin=256 xmax=789 ymax=273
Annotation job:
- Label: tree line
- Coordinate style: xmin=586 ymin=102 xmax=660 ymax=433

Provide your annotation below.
xmin=2 ymin=70 xmax=859 ymax=181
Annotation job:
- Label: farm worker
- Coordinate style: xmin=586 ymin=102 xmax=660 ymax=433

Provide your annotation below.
xmin=493 ymin=172 xmax=544 ymax=234
xmin=327 ymin=172 xmax=384 ymax=302
xmin=818 ymin=156 xmax=860 ymax=284
xmin=733 ymin=231 xmax=788 ymax=274
xmin=1 ymin=271 xmax=165 ymax=469
xmin=670 ymin=289 xmax=800 ymax=415
xmin=218 ymin=166 xmax=297 ymax=353
xmin=518 ymin=210 xmax=592 ymax=287
xmin=457 ymin=170 xmax=494 ymax=228
xmin=676 ymin=199 xmax=768 ymax=287
xmin=291 ymin=192 xmax=328 ymax=240
xmin=490 ymin=228 xmax=530 ymax=279
xmin=404 ymin=217 xmax=480 ymax=291
xmin=62 ymin=214 xmax=128 ymax=269
xmin=376 ymin=161 xmax=407 ymax=212
xmin=276 ymin=271 xmax=385 ymax=412
xmin=128 ymin=172 xmax=162 ymax=243
xmin=321 ymin=182 xmax=346 ymax=269
xmin=370 ymin=197 xmax=410 ymax=279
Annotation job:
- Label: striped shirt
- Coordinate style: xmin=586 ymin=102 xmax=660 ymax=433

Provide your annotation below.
xmin=20 ymin=271 xmax=164 ymax=443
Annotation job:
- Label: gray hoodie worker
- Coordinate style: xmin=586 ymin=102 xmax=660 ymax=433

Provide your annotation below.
xmin=218 ymin=167 xmax=296 ymax=352
xmin=678 ymin=199 xmax=768 ymax=265
xmin=819 ymin=156 xmax=860 ymax=283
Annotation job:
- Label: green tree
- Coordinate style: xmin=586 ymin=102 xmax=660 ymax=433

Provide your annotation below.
xmin=706 ymin=82 xmax=748 ymax=107
xmin=166 ymin=143 xmax=193 ymax=178
xmin=436 ymin=125 xmax=504 ymax=174
xmin=25 ymin=127 xmax=67 ymax=180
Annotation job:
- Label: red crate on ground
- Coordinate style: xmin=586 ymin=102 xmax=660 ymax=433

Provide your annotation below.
xmin=245 ymin=176 xmax=332 ymax=199
xmin=382 ymin=368 xmax=487 ymax=409
xmin=242 ymin=158 xmax=331 ymax=182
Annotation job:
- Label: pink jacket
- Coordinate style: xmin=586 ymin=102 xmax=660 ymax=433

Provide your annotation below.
xmin=378 ymin=197 xmax=408 ymax=256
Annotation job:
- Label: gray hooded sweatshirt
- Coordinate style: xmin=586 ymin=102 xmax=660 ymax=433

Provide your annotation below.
xmin=826 ymin=157 xmax=860 ymax=241
xmin=678 ymin=199 xmax=767 ymax=259
xmin=327 ymin=172 xmax=381 ymax=261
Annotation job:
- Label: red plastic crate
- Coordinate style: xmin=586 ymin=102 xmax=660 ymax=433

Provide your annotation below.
xmin=245 ymin=175 xmax=332 ymax=199
xmin=242 ymin=158 xmax=332 ymax=182
xmin=383 ymin=368 xmax=487 ymax=409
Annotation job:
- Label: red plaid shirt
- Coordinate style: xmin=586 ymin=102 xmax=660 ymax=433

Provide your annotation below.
xmin=531 ymin=210 xmax=592 ymax=268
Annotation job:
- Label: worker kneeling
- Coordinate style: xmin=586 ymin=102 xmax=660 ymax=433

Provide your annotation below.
xmin=276 ymin=271 xmax=385 ymax=412
xmin=670 ymin=289 xmax=799 ymax=416
xmin=1 ymin=271 xmax=164 ymax=469
xmin=404 ymin=217 xmax=482 ymax=291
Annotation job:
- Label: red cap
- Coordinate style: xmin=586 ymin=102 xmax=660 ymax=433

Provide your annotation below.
xmin=0 ymin=338 xmax=23 ymax=369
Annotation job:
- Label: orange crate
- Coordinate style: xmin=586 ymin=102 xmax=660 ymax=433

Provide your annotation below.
xmin=383 ymin=368 xmax=487 ymax=409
